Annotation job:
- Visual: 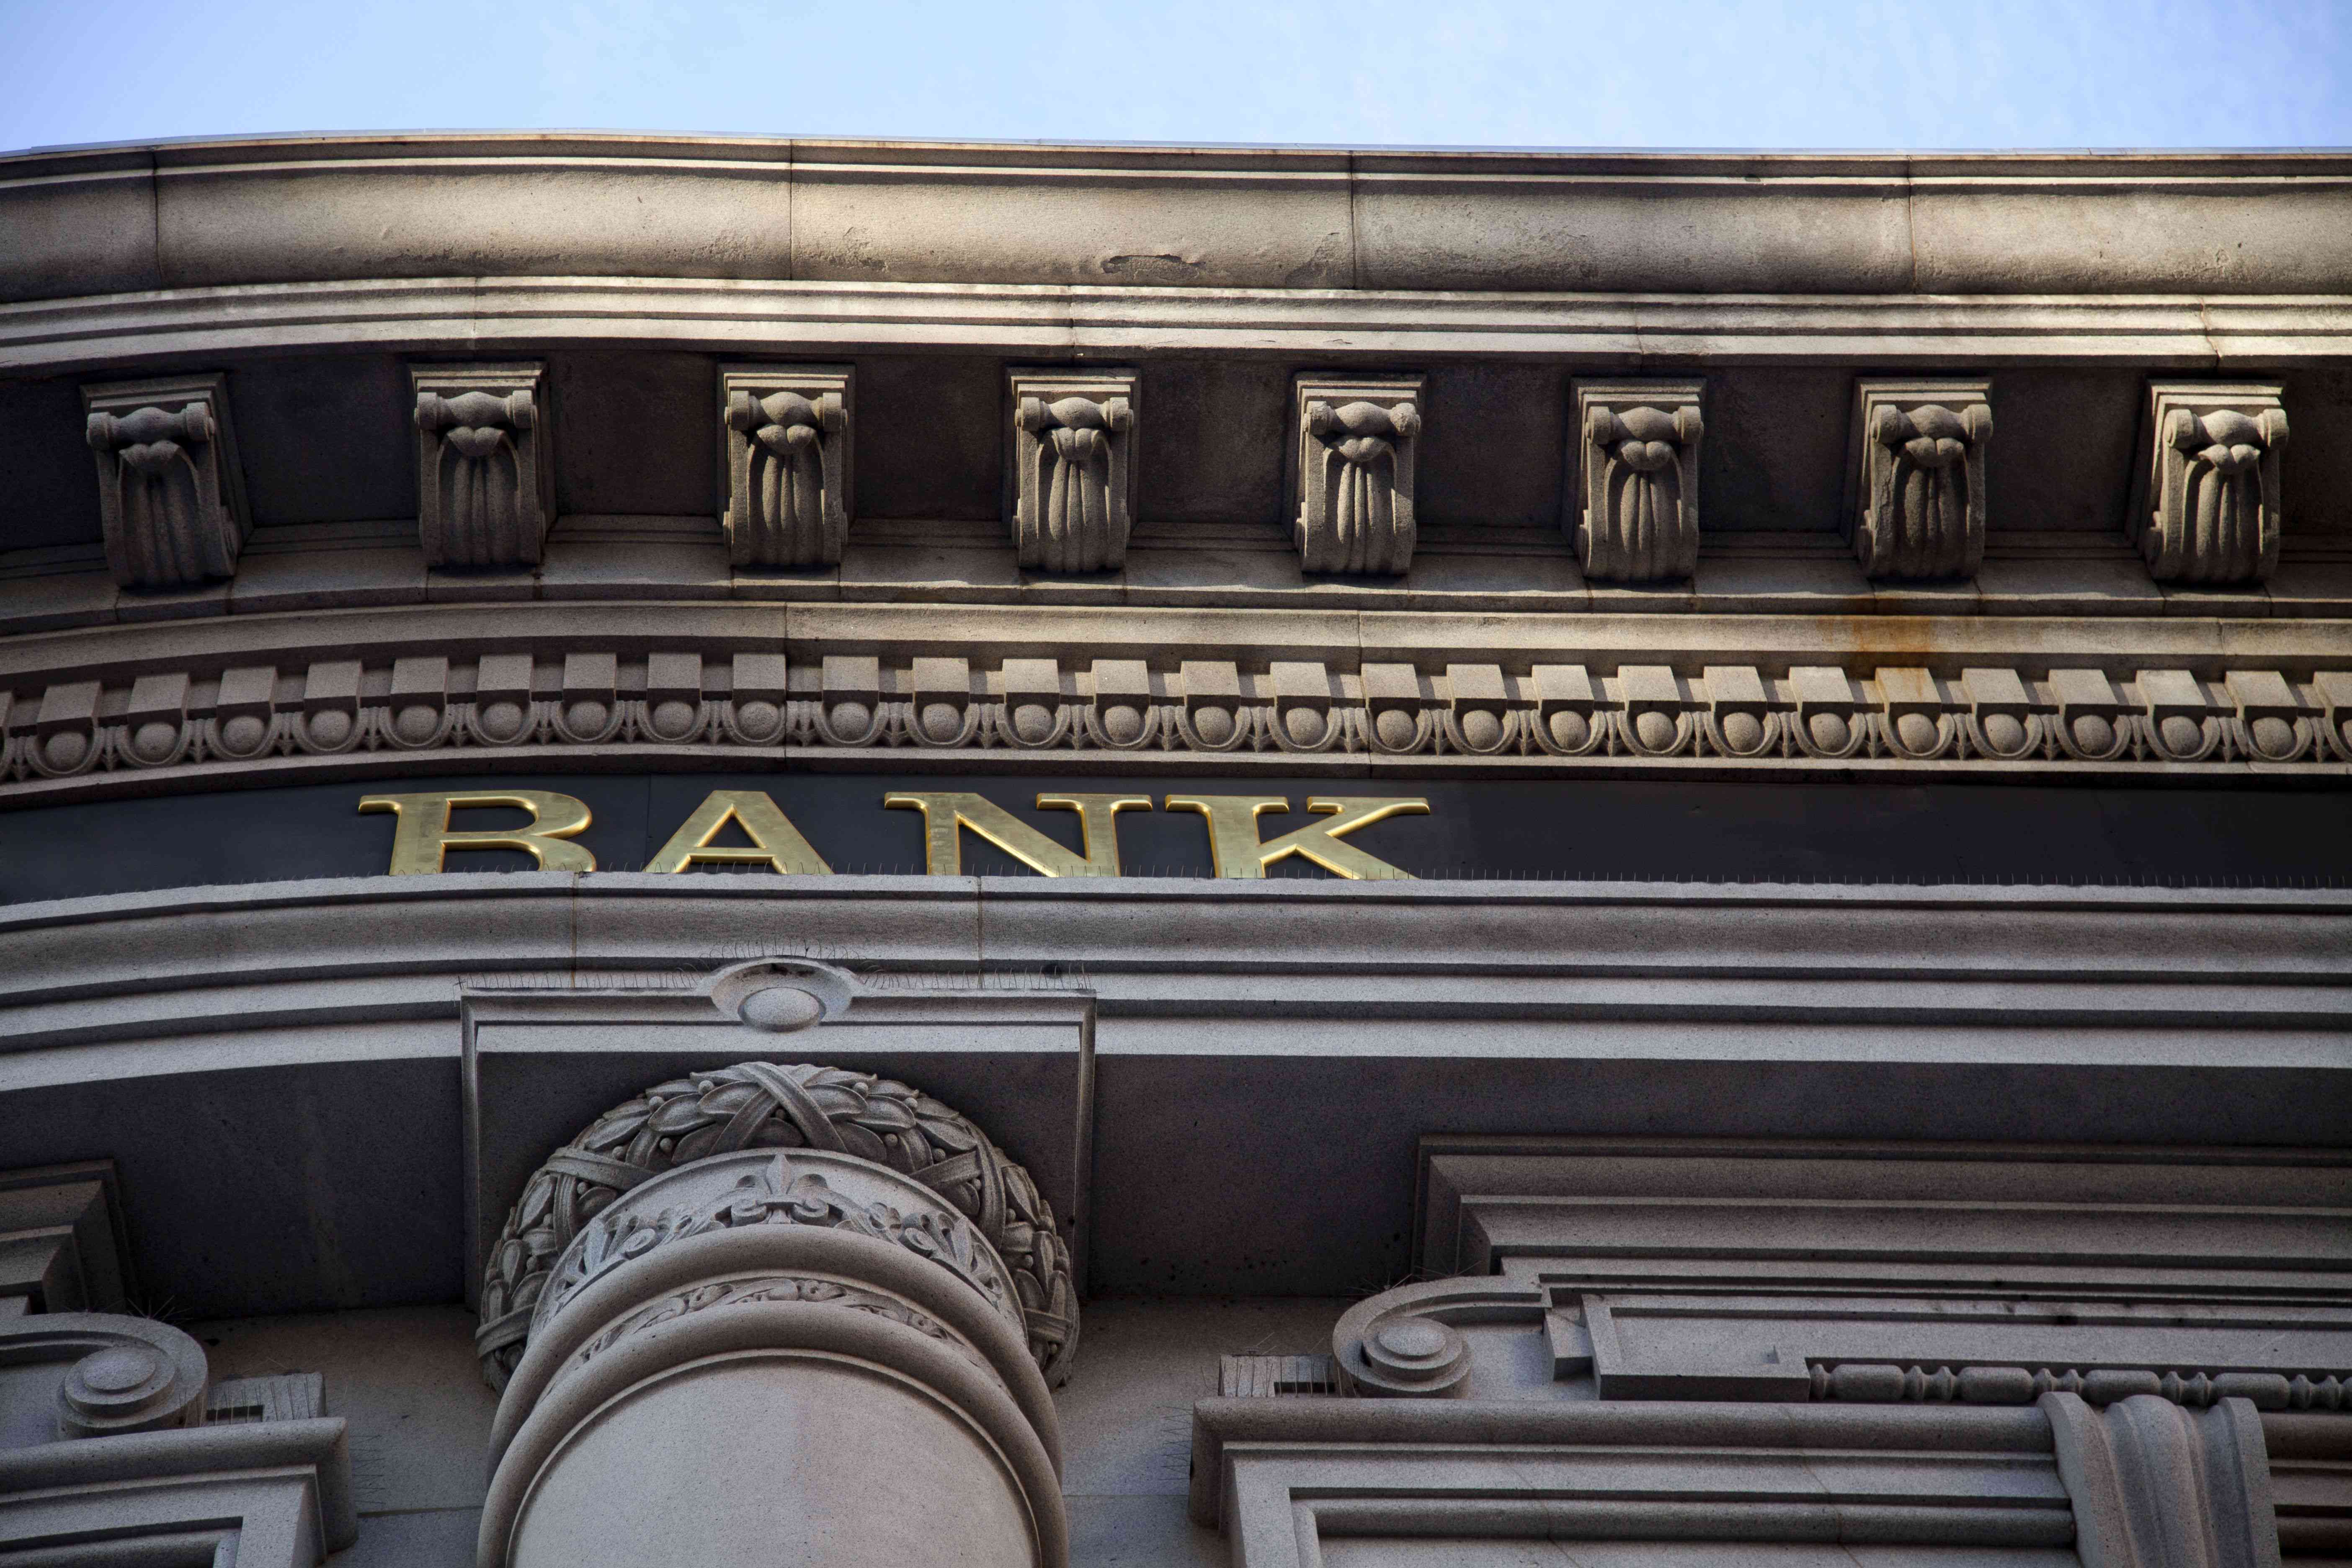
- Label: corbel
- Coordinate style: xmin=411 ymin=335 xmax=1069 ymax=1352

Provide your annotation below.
xmin=81 ymin=374 xmax=250 ymax=591
xmin=1844 ymin=379 xmax=1994 ymax=580
xmin=1292 ymin=373 xmax=1423 ymax=575
xmin=412 ymin=363 xmax=552 ymax=569
xmin=1570 ymin=379 xmax=1704 ymax=582
xmin=2129 ymin=382 xmax=2287 ymax=584
xmin=719 ymin=364 xmax=853 ymax=567
xmin=1008 ymin=368 xmax=1140 ymax=572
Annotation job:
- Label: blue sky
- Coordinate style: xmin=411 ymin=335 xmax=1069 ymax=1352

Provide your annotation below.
xmin=2 ymin=0 xmax=2347 ymax=153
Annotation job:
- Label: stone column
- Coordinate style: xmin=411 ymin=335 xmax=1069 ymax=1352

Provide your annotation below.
xmin=478 ymin=1145 xmax=1065 ymax=1568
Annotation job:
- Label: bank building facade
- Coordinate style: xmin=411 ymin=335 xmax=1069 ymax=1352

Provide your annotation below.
xmin=0 ymin=133 xmax=2347 ymax=1568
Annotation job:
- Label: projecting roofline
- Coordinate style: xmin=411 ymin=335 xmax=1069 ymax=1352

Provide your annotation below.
xmin=7 ymin=132 xmax=2352 ymax=305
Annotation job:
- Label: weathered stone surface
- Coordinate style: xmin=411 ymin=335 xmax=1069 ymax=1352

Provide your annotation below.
xmin=411 ymin=364 xmax=551 ymax=570
xmin=80 ymin=374 xmax=248 ymax=590
xmin=478 ymin=1061 xmax=1075 ymax=1392
xmin=719 ymin=364 xmax=852 ymax=567
xmin=482 ymin=1144 xmax=1068 ymax=1568
xmin=1845 ymin=379 xmax=1995 ymax=580
xmin=1007 ymin=369 xmax=1139 ymax=572
xmin=1292 ymin=374 xmax=1423 ymax=575
xmin=1571 ymin=380 xmax=1704 ymax=582
xmin=2131 ymin=382 xmax=2289 ymax=585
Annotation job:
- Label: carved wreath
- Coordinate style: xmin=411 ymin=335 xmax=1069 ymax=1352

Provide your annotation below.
xmin=476 ymin=1062 xmax=1076 ymax=1388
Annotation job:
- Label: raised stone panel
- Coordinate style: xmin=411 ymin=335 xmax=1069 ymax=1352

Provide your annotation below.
xmin=1390 ymin=1137 xmax=2352 ymax=1440
xmin=1192 ymin=1398 xmax=2087 ymax=1562
xmin=80 ymin=374 xmax=250 ymax=591
xmin=0 ymin=1163 xmax=132 ymax=1314
xmin=1571 ymin=379 xmax=1704 ymax=583
xmin=2131 ymin=382 xmax=2288 ymax=585
xmin=411 ymin=363 xmax=552 ymax=570
xmin=1008 ymin=367 xmax=1139 ymax=572
xmin=718 ymin=363 xmax=853 ymax=568
xmin=1292 ymin=373 xmax=1424 ymax=575
xmin=0 ymin=1413 xmax=358 ymax=1565
xmin=1845 ymin=378 xmax=1995 ymax=580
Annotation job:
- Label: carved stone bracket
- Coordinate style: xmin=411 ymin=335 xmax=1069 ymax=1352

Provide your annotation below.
xmin=0 ymin=1310 xmax=210 ymax=1438
xmin=1008 ymin=368 xmax=1138 ymax=572
xmin=411 ymin=363 xmax=552 ymax=569
xmin=2045 ymin=1392 xmax=2281 ymax=1568
xmin=1292 ymin=373 xmax=1423 ymax=575
xmin=1571 ymin=379 xmax=1704 ymax=582
xmin=476 ymin=1060 xmax=1076 ymax=1390
xmin=1845 ymin=378 xmax=1994 ymax=580
xmin=2131 ymin=382 xmax=2288 ymax=585
xmin=80 ymin=374 xmax=249 ymax=591
xmin=719 ymin=364 xmax=852 ymax=567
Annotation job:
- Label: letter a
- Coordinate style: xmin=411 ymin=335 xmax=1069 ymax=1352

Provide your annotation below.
xmin=646 ymin=791 xmax=831 ymax=874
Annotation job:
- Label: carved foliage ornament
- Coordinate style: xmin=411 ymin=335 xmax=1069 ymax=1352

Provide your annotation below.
xmin=574 ymin=1274 xmax=968 ymax=1372
xmin=82 ymin=375 xmax=250 ymax=591
xmin=1847 ymin=380 xmax=1994 ymax=580
xmin=477 ymin=1062 xmax=1076 ymax=1390
xmin=1294 ymin=375 xmax=1422 ymax=575
xmin=1009 ymin=369 xmax=1137 ymax=572
xmin=1573 ymin=381 xmax=1703 ymax=582
xmin=413 ymin=364 xmax=552 ymax=569
xmin=721 ymin=365 xmax=851 ymax=568
xmin=538 ymin=1150 xmax=1018 ymax=1336
xmin=2133 ymin=383 xmax=2288 ymax=585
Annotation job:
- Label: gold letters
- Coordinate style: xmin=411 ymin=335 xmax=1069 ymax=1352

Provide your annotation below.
xmin=884 ymin=791 xmax=1149 ymax=876
xmin=646 ymin=791 xmax=830 ymax=874
xmin=355 ymin=787 xmax=1428 ymax=879
xmin=1161 ymin=794 xmax=1427 ymax=879
xmin=358 ymin=790 xmax=596 ymax=874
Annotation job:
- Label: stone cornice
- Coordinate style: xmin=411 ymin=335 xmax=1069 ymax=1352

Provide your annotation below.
xmin=7 ymin=136 xmax=2352 ymax=312
xmin=7 ymin=278 xmax=2349 ymax=374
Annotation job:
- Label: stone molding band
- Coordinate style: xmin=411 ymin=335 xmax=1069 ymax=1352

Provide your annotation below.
xmin=10 ymin=637 xmax=2349 ymax=808
xmin=476 ymin=1063 xmax=1076 ymax=1392
xmin=9 ymin=278 xmax=2348 ymax=376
